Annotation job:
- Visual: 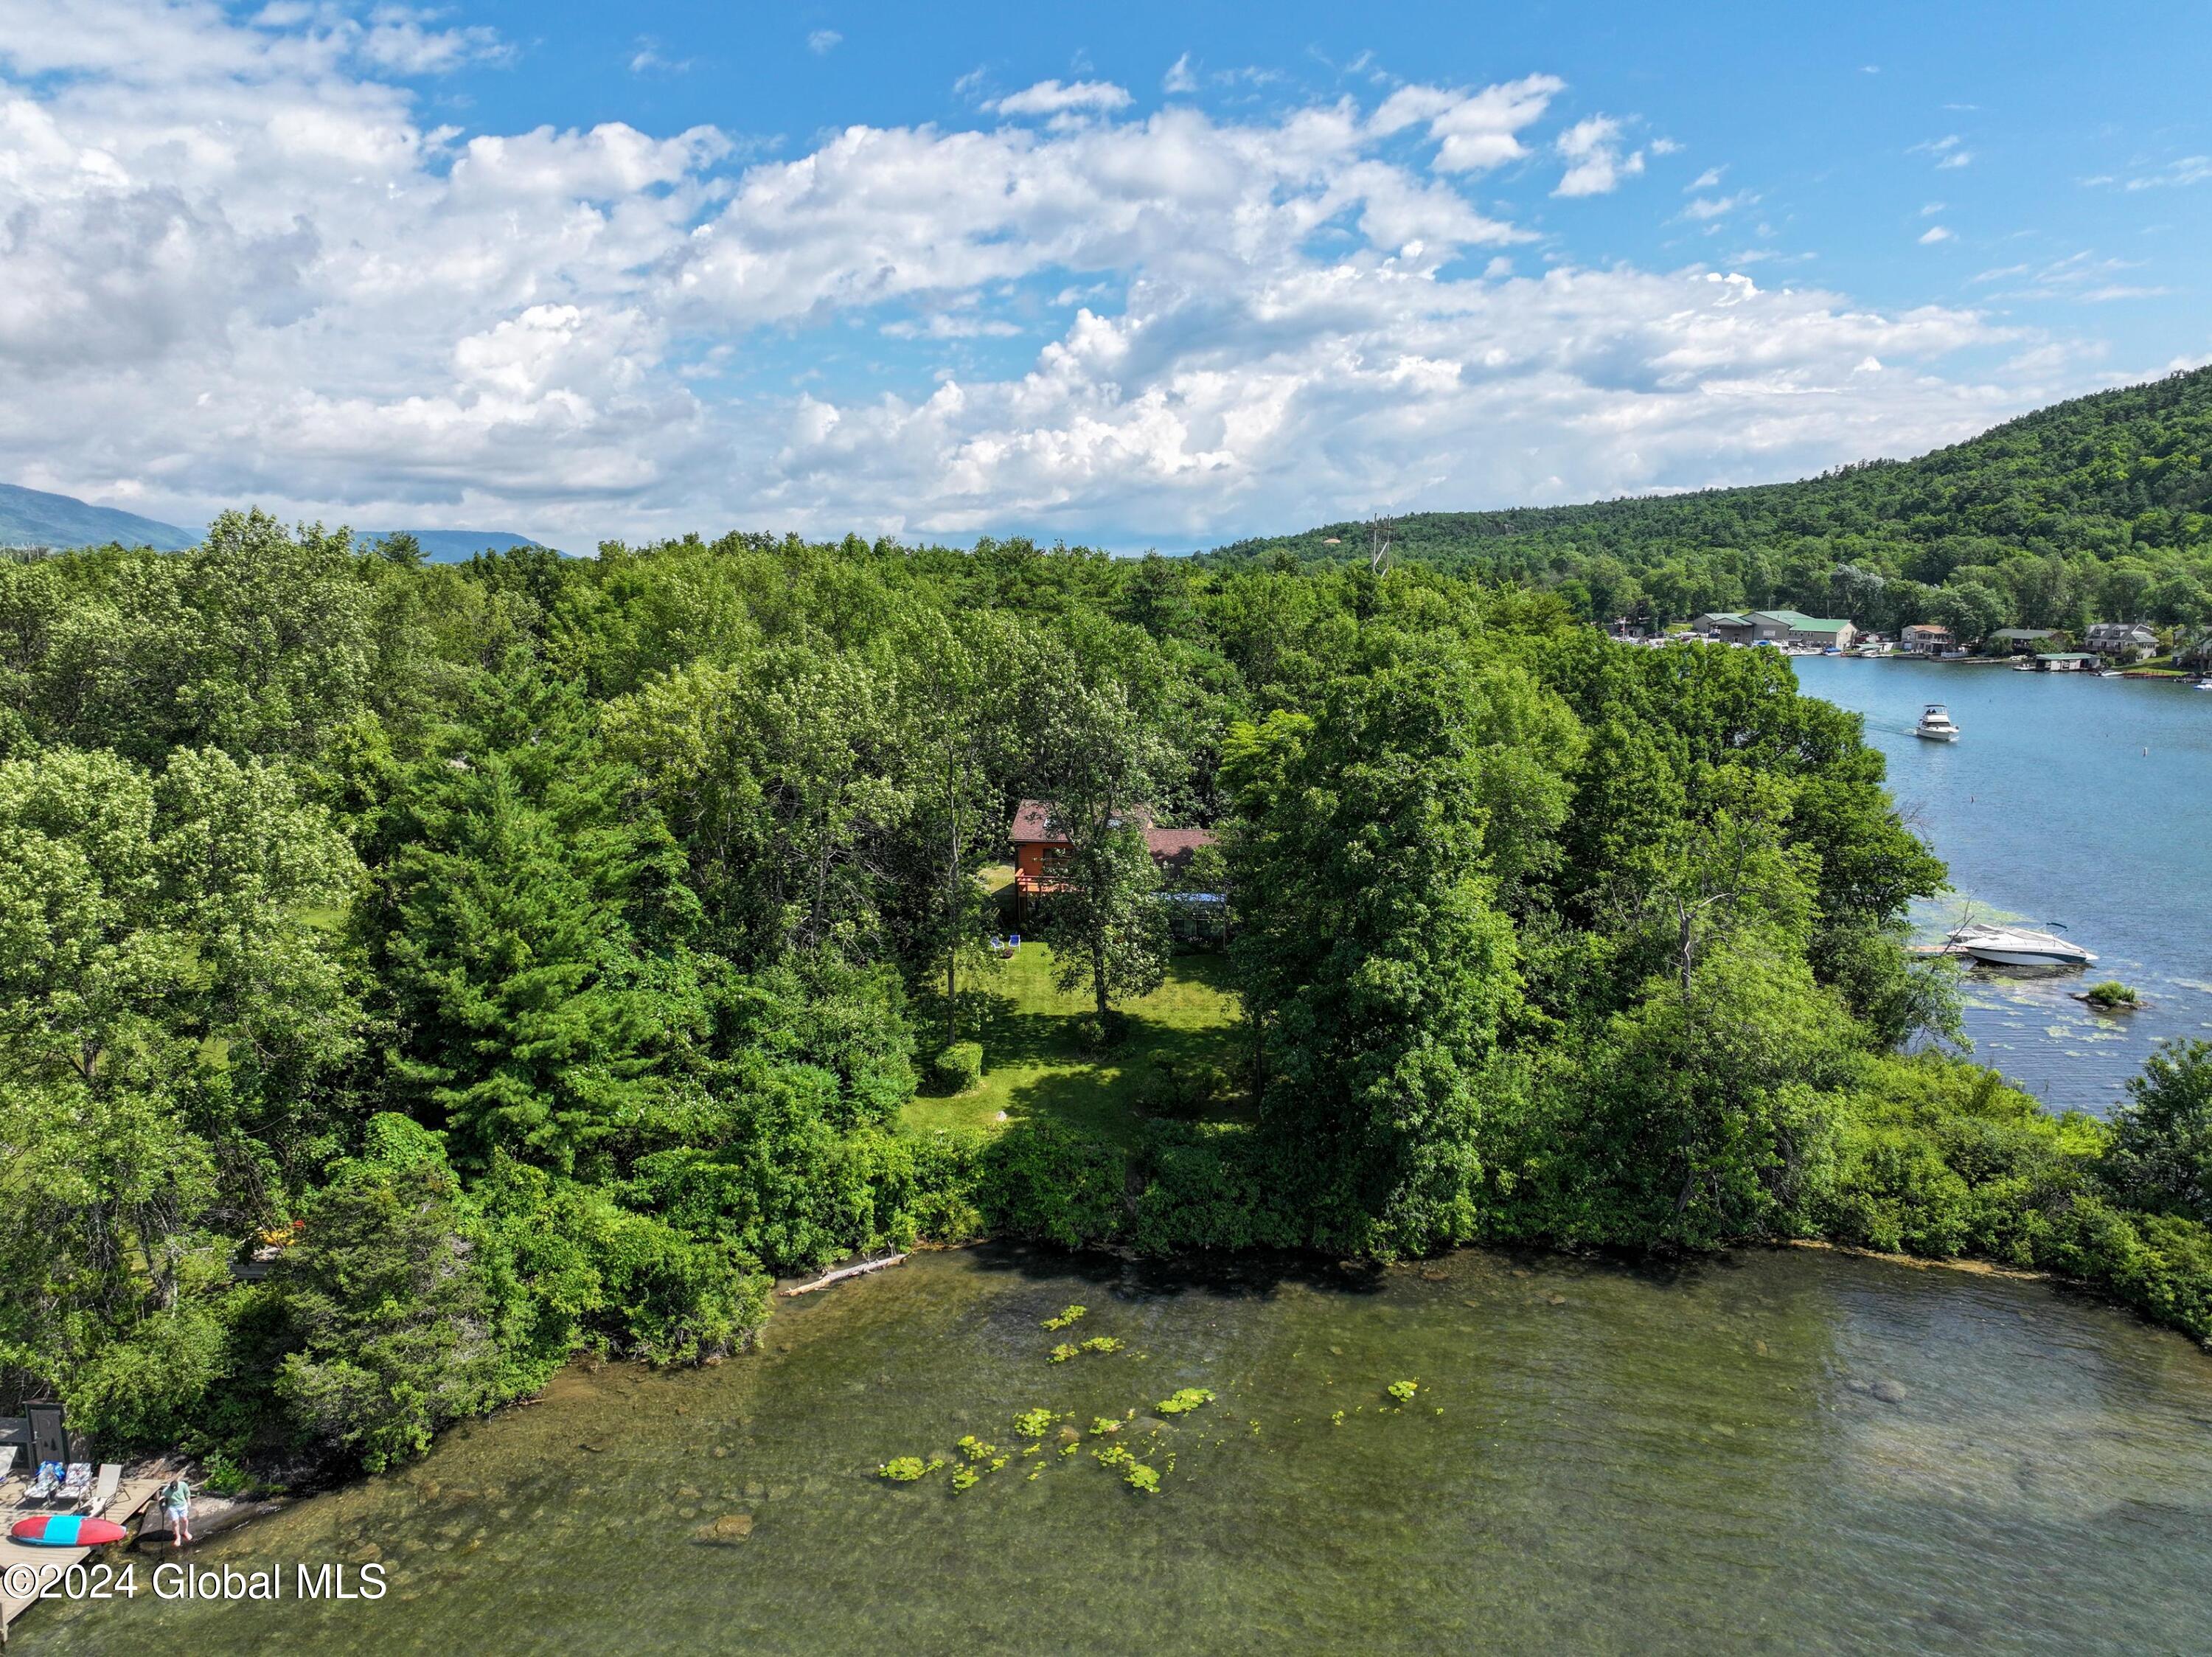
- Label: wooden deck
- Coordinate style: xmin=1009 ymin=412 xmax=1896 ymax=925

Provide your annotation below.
xmin=1 ymin=1473 xmax=166 ymax=1643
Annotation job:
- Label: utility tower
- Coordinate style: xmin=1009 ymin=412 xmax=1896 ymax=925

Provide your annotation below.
xmin=1368 ymin=511 xmax=1394 ymax=576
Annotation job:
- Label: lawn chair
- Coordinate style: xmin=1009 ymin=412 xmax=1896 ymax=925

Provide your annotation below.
xmin=24 ymin=1461 xmax=63 ymax=1501
xmin=80 ymin=1463 xmax=121 ymax=1516
xmin=55 ymin=1463 xmax=93 ymax=1507
xmin=0 ymin=1445 xmax=16 ymax=1494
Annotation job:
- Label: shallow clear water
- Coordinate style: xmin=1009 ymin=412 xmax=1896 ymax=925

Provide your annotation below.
xmin=24 ymin=1246 xmax=2212 ymax=1656
xmin=1792 ymin=656 xmax=2212 ymax=1114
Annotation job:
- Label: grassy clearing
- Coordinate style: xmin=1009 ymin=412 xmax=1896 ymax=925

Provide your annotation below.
xmin=902 ymin=940 xmax=1248 ymax=1146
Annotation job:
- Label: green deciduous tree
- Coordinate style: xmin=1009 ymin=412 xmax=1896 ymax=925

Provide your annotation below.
xmin=1567 ymin=939 xmax=1854 ymax=1248
xmin=0 ymin=1079 xmax=227 ymax=1441
xmin=1032 ymin=667 xmax=1176 ymax=1026
xmin=1 ymin=513 xmax=372 ymax=763
xmin=888 ymin=610 xmax=1026 ymax=1048
xmin=603 ymin=645 xmax=914 ymax=963
xmin=0 ymin=743 xmax=363 ymax=1201
xmin=2103 ymin=1039 xmax=2212 ymax=1225
xmin=1225 ymin=642 xmax=1521 ymax=1254
xmin=0 ymin=740 xmax=365 ymax=1439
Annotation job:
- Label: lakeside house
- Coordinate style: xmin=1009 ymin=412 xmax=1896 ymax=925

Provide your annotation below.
xmin=1770 ymin=611 xmax=1858 ymax=650
xmin=1688 ymin=609 xmax=1857 ymax=648
xmin=1989 ymin=627 xmax=2059 ymax=655
xmin=1009 ymin=799 xmax=1216 ymax=928
xmin=1688 ymin=610 xmax=1764 ymax=642
xmin=1901 ymin=623 xmax=1953 ymax=656
xmin=2085 ymin=622 xmax=2160 ymax=663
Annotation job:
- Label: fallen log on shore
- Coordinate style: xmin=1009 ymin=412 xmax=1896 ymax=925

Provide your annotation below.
xmin=779 ymin=1253 xmax=908 ymax=1297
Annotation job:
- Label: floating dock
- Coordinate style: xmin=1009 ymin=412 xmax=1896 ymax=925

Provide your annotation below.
xmin=1 ymin=1473 xmax=164 ymax=1642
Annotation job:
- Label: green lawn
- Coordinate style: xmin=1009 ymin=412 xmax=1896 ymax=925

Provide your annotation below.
xmin=901 ymin=940 xmax=1248 ymax=1145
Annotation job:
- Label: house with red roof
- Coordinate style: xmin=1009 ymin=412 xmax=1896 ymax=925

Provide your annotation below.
xmin=1008 ymin=799 xmax=1215 ymax=927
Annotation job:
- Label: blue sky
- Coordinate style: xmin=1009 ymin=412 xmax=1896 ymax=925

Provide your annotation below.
xmin=1 ymin=0 xmax=2206 ymax=548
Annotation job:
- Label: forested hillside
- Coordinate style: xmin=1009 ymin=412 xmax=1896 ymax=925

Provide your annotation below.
xmin=3 ymin=519 xmax=2207 ymax=1484
xmin=1210 ymin=366 xmax=2212 ymax=641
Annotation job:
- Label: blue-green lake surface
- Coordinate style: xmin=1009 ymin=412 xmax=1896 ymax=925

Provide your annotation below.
xmin=19 ymin=1246 xmax=2212 ymax=1656
xmin=1792 ymin=655 xmax=2212 ymax=1114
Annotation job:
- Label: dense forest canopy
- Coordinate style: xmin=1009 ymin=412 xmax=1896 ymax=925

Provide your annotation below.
xmin=1208 ymin=366 xmax=2212 ymax=643
xmin=2 ymin=507 xmax=2208 ymax=1481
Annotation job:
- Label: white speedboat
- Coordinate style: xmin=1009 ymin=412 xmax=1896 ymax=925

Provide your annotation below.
xmin=1944 ymin=923 xmax=2098 ymax=969
xmin=1914 ymin=704 xmax=1960 ymax=741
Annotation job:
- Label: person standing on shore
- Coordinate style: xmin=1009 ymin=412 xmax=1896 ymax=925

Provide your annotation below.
xmin=161 ymin=1473 xmax=193 ymax=1545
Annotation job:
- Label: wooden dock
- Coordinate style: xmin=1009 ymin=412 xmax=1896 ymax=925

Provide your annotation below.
xmin=1 ymin=1473 xmax=165 ymax=1643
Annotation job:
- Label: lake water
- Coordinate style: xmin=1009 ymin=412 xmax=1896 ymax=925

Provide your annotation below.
xmin=1791 ymin=656 xmax=2212 ymax=1114
xmin=20 ymin=1246 xmax=2212 ymax=1656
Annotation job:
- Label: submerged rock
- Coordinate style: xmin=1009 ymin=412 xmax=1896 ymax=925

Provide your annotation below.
xmin=697 ymin=1513 xmax=754 ymax=1543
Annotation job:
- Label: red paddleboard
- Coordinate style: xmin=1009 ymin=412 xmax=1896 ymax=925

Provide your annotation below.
xmin=10 ymin=1514 xmax=128 ymax=1546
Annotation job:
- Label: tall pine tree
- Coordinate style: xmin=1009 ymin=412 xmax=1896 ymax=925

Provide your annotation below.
xmin=375 ymin=655 xmax=693 ymax=1174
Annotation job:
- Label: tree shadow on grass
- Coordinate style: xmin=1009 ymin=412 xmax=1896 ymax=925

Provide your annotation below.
xmin=908 ymin=946 xmax=1252 ymax=1142
xmin=991 ymin=1001 xmax=1252 ymax=1143
xmin=907 ymin=982 xmax=1019 ymax=1058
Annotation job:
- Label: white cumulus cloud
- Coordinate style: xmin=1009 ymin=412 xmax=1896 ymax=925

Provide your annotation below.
xmin=1371 ymin=74 xmax=1564 ymax=173
xmin=0 ymin=2 xmax=2088 ymax=546
xmin=986 ymin=79 xmax=1133 ymax=118
xmin=1554 ymin=114 xmax=1644 ymax=197
xmin=355 ymin=6 xmax=509 ymax=74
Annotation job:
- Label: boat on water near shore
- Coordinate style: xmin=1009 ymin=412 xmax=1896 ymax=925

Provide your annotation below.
xmin=1944 ymin=923 xmax=2098 ymax=968
xmin=1914 ymin=703 xmax=1960 ymax=741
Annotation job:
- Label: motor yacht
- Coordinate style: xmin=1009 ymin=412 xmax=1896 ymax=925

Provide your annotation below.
xmin=1944 ymin=923 xmax=2098 ymax=969
xmin=1914 ymin=704 xmax=1960 ymax=741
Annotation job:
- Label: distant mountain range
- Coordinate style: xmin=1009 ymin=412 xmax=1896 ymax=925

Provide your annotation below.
xmin=0 ymin=482 xmax=200 ymax=551
xmin=0 ymin=482 xmax=557 ymax=562
xmin=360 ymin=529 xmax=563 ymax=562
